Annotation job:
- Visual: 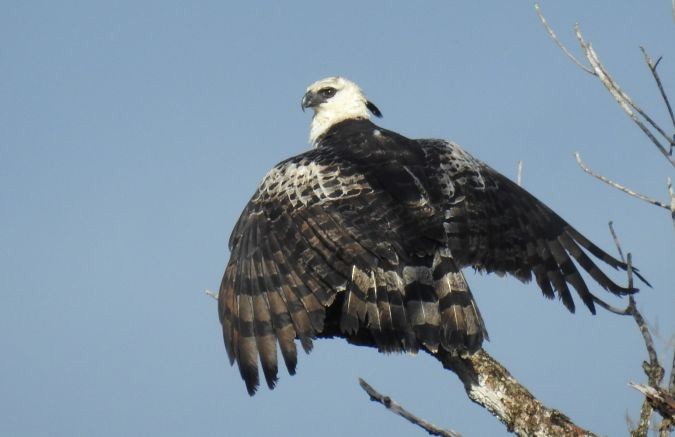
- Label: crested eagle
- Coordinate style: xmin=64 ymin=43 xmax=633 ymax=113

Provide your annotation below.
xmin=218 ymin=76 xmax=643 ymax=395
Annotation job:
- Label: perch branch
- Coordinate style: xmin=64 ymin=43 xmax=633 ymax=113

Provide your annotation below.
xmin=356 ymin=347 xmax=600 ymax=435
xmin=357 ymin=222 xmax=664 ymax=437
xmin=358 ymin=378 xmax=461 ymax=437
xmin=435 ymin=350 xmax=598 ymax=436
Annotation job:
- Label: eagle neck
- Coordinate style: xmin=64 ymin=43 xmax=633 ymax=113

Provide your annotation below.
xmin=313 ymin=118 xmax=377 ymax=148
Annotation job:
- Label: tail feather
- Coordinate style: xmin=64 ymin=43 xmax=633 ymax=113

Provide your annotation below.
xmin=433 ymin=249 xmax=487 ymax=353
xmin=383 ymin=271 xmax=418 ymax=351
xmin=336 ymin=249 xmax=487 ymax=355
xmin=403 ymin=264 xmax=441 ymax=352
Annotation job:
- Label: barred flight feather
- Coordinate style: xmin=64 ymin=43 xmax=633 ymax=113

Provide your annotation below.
xmin=218 ymin=110 xmax=646 ymax=395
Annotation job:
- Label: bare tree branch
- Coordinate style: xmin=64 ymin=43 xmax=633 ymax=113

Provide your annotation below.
xmin=574 ymin=28 xmax=675 ymax=167
xmin=640 ymin=47 xmax=675 ymax=137
xmin=357 ymin=7 xmax=674 ymax=437
xmin=516 ymin=160 xmax=523 ymax=187
xmin=590 ymin=295 xmax=631 ymax=316
xmin=435 ymin=350 xmax=598 ymax=437
xmin=535 ymin=2 xmax=675 ymax=167
xmin=358 ymin=378 xmax=462 ymax=437
xmin=574 ymin=152 xmax=672 ymax=211
xmin=670 ymin=347 xmax=675 ymax=399
xmin=629 ymin=383 xmax=675 ymax=421
xmin=669 ymin=177 xmax=675 ymax=227
xmin=604 ymin=224 xmax=667 ymax=437
xmin=666 ymin=352 xmax=675 ymax=436
xmin=534 ymin=3 xmax=593 ymax=74
xmin=629 ymin=294 xmax=665 ymax=437
xmin=523 ymin=4 xmax=675 ymax=435
xmin=608 ymin=221 xmax=626 ymax=262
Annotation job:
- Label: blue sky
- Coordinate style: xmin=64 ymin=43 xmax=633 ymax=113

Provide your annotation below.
xmin=2 ymin=1 xmax=673 ymax=436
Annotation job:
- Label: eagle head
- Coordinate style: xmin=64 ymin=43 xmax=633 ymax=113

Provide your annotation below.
xmin=301 ymin=76 xmax=382 ymax=145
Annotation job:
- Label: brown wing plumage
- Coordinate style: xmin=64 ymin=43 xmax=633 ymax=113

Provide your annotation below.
xmin=418 ymin=139 xmax=643 ymax=314
xmin=219 ymin=119 xmax=643 ymax=395
xmin=219 ymin=146 xmax=454 ymax=394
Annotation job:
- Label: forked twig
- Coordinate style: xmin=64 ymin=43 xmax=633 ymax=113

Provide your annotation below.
xmin=575 ymin=30 xmax=675 ymax=167
xmin=641 ymin=47 xmax=675 ymax=139
xmin=605 ymin=223 xmax=666 ymax=436
xmin=535 ymin=2 xmax=675 ymax=167
xmin=534 ymin=4 xmax=593 ymax=74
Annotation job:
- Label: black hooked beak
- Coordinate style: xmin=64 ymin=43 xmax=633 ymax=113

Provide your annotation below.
xmin=301 ymin=91 xmax=320 ymax=112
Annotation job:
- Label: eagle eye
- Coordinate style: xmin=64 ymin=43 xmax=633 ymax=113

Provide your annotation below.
xmin=318 ymin=87 xmax=337 ymax=98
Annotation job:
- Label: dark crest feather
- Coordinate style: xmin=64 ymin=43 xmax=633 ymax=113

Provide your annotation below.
xmin=366 ymin=101 xmax=382 ymax=118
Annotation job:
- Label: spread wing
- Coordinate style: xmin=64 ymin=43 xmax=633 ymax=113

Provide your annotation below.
xmin=219 ymin=148 xmax=427 ymax=395
xmin=419 ymin=139 xmax=643 ymax=314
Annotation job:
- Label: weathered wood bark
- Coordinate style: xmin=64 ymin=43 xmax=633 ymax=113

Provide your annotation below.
xmin=435 ymin=349 xmax=597 ymax=437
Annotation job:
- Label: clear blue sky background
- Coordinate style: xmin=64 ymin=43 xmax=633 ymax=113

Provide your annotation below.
xmin=2 ymin=2 xmax=673 ymax=436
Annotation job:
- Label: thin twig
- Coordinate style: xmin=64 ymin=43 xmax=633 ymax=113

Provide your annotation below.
xmin=641 ymin=47 xmax=675 ymax=135
xmin=575 ymin=152 xmax=671 ymax=210
xmin=205 ymin=289 xmax=219 ymax=300
xmin=536 ymin=3 xmax=675 ymax=166
xmin=605 ymin=227 xmax=666 ymax=437
xmin=534 ymin=3 xmax=594 ymax=74
xmin=628 ymin=53 xmax=675 ymax=148
xmin=588 ymin=222 xmax=632 ymax=316
xmin=667 ymin=350 xmax=675 ymax=436
xmin=669 ymin=177 xmax=675 ymax=227
xmin=358 ymin=378 xmax=461 ymax=437
xmin=608 ymin=221 xmax=626 ymax=263
xmin=606 ymin=234 xmax=659 ymax=378
xmin=629 ymin=292 xmax=664 ymax=437
xmin=626 ymin=253 xmax=634 ymax=290
xmin=573 ymin=29 xmax=675 ymax=167
xmin=669 ymin=350 xmax=675 ymax=397
xmin=591 ymin=295 xmax=630 ymax=315
xmin=516 ymin=160 xmax=523 ymax=186
xmin=576 ymin=29 xmax=675 ymax=166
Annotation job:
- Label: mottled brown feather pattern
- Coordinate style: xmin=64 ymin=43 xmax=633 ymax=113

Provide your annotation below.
xmin=219 ymin=119 xmax=642 ymax=394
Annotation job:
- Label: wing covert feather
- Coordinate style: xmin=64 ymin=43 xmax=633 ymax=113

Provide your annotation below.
xmin=419 ymin=139 xmax=640 ymax=313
